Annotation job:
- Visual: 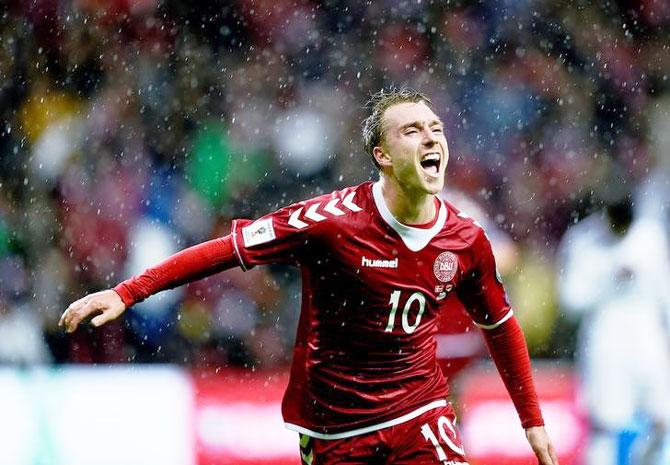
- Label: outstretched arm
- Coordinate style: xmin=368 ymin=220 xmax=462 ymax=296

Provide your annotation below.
xmin=482 ymin=317 xmax=559 ymax=465
xmin=59 ymin=235 xmax=238 ymax=333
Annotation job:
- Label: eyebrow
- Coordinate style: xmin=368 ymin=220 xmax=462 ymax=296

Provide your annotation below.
xmin=400 ymin=119 xmax=444 ymax=130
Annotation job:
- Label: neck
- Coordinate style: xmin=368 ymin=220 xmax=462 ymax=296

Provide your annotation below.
xmin=379 ymin=176 xmax=437 ymax=225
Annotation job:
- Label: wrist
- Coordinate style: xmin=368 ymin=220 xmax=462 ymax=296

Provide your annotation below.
xmin=525 ymin=425 xmax=546 ymax=436
xmin=112 ymin=283 xmax=135 ymax=308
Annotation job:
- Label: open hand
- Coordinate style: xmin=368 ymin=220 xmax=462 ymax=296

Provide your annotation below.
xmin=526 ymin=426 xmax=559 ymax=465
xmin=59 ymin=289 xmax=126 ymax=333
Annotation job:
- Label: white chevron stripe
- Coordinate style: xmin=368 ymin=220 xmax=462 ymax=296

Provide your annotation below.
xmin=304 ymin=203 xmax=326 ymax=222
xmin=323 ymin=198 xmax=345 ymax=216
xmin=342 ymin=191 xmax=362 ymax=212
xmin=288 ymin=207 xmax=308 ymax=229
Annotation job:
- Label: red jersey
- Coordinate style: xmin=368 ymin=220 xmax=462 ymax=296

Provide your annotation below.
xmin=230 ymin=181 xmax=513 ymax=439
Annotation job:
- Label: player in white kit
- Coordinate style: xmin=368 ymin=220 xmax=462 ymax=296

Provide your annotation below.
xmin=557 ymin=192 xmax=670 ymax=465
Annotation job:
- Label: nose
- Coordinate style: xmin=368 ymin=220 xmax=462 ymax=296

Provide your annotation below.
xmin=422 ymin=127 xmax=437 ymax=146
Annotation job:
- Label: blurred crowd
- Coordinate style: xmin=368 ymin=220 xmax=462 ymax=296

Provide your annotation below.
xmin=0 ymin=0 xmax=669 ymax=368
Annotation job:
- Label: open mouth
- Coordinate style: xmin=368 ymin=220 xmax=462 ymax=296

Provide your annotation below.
xmin=420 ymin=152 xmax=441 ymax=176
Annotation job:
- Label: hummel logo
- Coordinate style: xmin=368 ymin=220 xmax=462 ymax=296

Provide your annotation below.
xmin=361 ymin=256 xmax=398 ymax=268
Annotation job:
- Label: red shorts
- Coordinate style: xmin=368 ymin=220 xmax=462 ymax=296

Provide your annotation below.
xmin=298 ymin=403 xmax=468 ymax=465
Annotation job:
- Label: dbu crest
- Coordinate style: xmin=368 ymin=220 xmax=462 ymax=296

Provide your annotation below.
xmin=433 ymin=251 xmax=458 ymax=283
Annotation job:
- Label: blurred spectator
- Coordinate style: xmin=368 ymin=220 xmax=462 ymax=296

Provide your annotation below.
xmin=557 ymin=180 xmax=670 ymax=465
xmin=0 ymin=0 xmax=668 ymax=369
xmin=0 ymin=299 xmax=52 ymax=365
xmin=0 ymin=255 xmax=51 ymax=365
xmin=123 ymin=217 xmax=183 ymax=361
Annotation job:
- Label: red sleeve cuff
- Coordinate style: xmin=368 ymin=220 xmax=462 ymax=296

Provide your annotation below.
xmin=522 ymin=417 xmax=545 ymax=429
xmin=113 ymin=283 xmax=135 ymax=308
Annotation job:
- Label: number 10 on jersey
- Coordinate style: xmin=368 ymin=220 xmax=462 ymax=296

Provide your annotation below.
xmin=385 ymin=290 xmax=427 ymax=334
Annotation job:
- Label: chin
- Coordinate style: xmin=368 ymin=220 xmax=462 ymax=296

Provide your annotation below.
xmin=422 ymin=177 xmax=445 ymax=194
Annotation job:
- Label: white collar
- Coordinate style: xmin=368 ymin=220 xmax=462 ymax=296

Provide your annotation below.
xmin=371 ymin=181 xmax=447 ymax=252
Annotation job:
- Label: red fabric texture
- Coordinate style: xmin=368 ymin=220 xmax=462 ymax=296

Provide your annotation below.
xmin=482 ymin=316 xmax=545 ymax=429
xmin=113 ymin=235 xmax=238 ymax=307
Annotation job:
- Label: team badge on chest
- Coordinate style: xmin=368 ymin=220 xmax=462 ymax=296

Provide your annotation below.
xmin=433 ymin=251 xmax=458 ymax=283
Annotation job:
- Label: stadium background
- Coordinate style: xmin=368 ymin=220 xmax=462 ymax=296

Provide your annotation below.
xmin=0 ymin=0 xmax=669 ymax=464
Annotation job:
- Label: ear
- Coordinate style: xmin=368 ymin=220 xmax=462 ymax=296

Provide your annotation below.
xmin=372 ymin=146 xmax=392 ymax=168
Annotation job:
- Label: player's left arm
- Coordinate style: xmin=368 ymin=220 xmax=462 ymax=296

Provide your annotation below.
xmin=482 ymin=318 xmax=559 ymax=465
xmin=458 ymin=230 xmax=559 ymax=465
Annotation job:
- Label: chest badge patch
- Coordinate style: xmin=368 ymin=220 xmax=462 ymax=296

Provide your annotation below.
xmin=433 ymin=251 xmax=458 ymax=283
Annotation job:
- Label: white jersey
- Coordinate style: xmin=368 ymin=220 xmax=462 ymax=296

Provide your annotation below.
xmin=558 ymin=213 xmax=670 ymax=323
xmin=557 ymin=212 xmax=670 ymax=430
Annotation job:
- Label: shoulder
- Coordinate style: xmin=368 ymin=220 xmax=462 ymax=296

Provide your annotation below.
xmin=233 ymin=183 xmax=372 ymax=266
xmin=558 ymin=212 xmax=608 ymax=252
xmin=276 ymin=182 xmax=371 ymax=233
xmin=442 ymin=199 xmax=489 ymax=248
xmin=627 ymin=217 xmax=668 ymax=249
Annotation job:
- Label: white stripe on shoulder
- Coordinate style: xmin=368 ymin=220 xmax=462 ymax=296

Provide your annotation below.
xmin=474 ymin=309 xmax=514 ymax=330
xmin=286 ymin=187 xmax=364 ymax=230
xmin=284 ymin=399 xmax=447 ymax=440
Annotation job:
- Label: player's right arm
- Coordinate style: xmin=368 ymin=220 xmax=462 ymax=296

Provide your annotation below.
xmin=59 ymin=235 xmax=239 ymax=333
xmin=60 ymin=193 xmax=323 ymax=333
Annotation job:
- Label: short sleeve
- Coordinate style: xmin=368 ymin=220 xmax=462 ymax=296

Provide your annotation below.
xmin=231 ymin=202 xmax=316 ymax=270
xmin=457 ymin=230 xmax=514 ymax=329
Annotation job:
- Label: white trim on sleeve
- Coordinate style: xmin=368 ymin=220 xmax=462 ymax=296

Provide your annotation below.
xmin=284 ymin=399 xmax=447 ymax=440
xmin=473 ymin=308 xmax=514 ymax=330
xmin=231 ymin=220 xmax=249 ymax=271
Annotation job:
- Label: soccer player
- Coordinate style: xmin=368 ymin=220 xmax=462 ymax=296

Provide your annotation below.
xmin=558 ymin=188 xmax=670 ymax=465
xmin=60 ymin=88 xmax=558 ymax=465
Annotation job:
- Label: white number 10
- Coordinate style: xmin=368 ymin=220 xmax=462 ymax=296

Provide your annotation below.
xmin=385 ymin=290 xmax=426 ymax=333
xmin=421 ymin=415 xmax=466 ymax=459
